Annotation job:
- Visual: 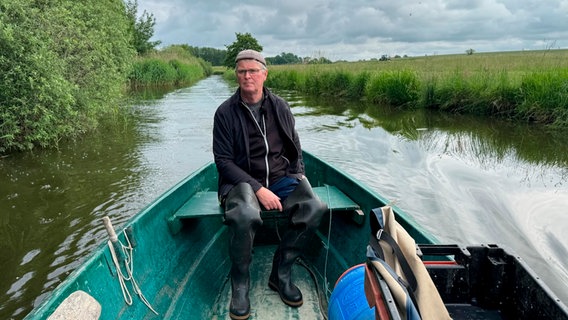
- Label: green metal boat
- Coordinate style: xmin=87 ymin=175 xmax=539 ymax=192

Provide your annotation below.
xmin=24 ymin=151 xmax=568 ymax=319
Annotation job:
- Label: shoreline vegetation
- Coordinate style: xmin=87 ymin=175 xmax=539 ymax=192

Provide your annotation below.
xmin=240 ymin=50 xmax=567 ymax=128
xmin=0 ymin=0 xmax=211 ymax=154
xmin=129 ymin=46 xmax=212 ymax=89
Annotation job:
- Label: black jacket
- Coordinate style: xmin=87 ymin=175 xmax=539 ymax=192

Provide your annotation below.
xmin=213 ymin=87 xmax=304 ymax=199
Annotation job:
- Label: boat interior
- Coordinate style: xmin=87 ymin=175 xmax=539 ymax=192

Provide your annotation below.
xmin=29 ymin=155 xmax=568 ymax=319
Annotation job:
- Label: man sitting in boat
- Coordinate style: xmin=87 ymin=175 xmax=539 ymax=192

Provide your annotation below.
xmin=212 ymin=49 xmax=328 ymax=320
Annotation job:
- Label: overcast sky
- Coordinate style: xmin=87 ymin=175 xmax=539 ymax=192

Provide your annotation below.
xmin=138 ymin=0 xmax=568 ymax=61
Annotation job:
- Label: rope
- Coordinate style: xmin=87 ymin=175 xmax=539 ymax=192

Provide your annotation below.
xmin=107 ymin=229 xmax=159 ymax=315
xmin=297 ymin=258 xmax=329 ymax=320
xmin=301 ymin=184 xmax=333 ymax=320
xmin=320 ymin=184 xmax=334 ymax=320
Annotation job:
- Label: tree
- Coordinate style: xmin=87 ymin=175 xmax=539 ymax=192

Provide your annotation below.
xmin=266 ymin=52 xmax=302 ymax=65
xmin=184 ymin=45 xmax=226 ymax=66
xmin=466 ymin=48 xmax=475 ymax=55
xmin=223 ymin=32 xmax=263 ymax=68
xmin=125 ymin=0 xmax=161 ymax=55
xmin=307 ymin=56 xmax=332 ymax=64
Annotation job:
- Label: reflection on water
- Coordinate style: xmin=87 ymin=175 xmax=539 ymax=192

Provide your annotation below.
xmin=280 ymin=90 xmax=568 ymax=304
xmin=0 ymin=119 xmax=147 ymax=318
xmin=1 ymin=76 xmax=567 ymax=319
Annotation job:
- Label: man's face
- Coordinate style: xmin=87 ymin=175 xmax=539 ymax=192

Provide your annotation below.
xmin=236 ymin=60 xmax=267 ymax=97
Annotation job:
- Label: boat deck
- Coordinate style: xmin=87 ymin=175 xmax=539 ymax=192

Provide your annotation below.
xmin=179 ymin=244 xmax=326 ymax=319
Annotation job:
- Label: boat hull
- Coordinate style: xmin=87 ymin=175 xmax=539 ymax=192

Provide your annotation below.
xmin=25 ymin=151 xmax=568 ymax=319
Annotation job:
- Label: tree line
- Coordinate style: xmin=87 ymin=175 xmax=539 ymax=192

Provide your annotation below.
xmin=181 ymin=33 xmax=333 ymax=67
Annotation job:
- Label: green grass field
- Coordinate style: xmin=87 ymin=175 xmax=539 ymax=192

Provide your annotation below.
xmin=260 ymin=49 xmax=568 ymax=127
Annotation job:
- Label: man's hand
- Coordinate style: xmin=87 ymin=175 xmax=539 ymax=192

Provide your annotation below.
xmin=256 ymin=187 xmax=282 ymax=211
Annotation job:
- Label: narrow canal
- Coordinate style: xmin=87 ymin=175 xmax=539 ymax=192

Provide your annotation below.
xmin=1 ymin=75 xmax=567 ymax=319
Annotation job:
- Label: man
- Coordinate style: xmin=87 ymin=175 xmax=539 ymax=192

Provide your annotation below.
xmin=212 ymin=49 xmax=327 ymax=320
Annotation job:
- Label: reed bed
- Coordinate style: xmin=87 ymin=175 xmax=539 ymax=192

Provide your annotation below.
xmin=263 ymin=50 xmax=568 ymax=127
xmin=129 ymin=46 xmax=212 ymax=88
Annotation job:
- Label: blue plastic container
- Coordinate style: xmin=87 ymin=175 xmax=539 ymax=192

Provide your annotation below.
xmin=328 ymin=264 xmax=375 ymax=320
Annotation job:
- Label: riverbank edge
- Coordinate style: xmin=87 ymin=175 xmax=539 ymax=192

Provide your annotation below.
xmin=222 ymin=51 xmax=568 ymax=128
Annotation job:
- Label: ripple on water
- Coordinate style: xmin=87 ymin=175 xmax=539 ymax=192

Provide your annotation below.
xmin=6 ymin=271 xmax=34 ymax=300
xmin=507 ymin=190 xmax=568 ymax=301
xmin=20 ymin=249 xmax=41 ymax=266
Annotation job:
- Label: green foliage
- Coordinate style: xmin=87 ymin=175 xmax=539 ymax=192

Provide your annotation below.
xmin=366 ymin=70 xmax=420 ymax=106
xmin=518 ymin=70 xmax=568 ymax=125
xmin=129 ymin=45 xmax=210 ymax=87
xmin=317 ymin=71 xmax=353 ymax=97
xmin=267 ymin=52 xmax=302 ymax=65
xmin=223 ymin=32 xmax=263 ymax=68
xmin=48 ymin=1 xmax=135 ymax=114
xmin=347 ymin=71 xmax=371 ymax=99
xmin=427 ymin=70 xmax=519 ymax=117
xmin=130 ymin=58 xmax=177 ymax=85
xmin=263 ymin=50 xmax=568 ymax=126
xmin=0 ymin=0 xmax=135 ymax=153
xmin=0 ymin=2 xmax=76 ymax=153
xmin=184 ymin=45 xmax=226 ymax=66
xmin=265 ymin=70 xmax=303 ymax=90
xmin=429 ymin=71 xmax=476 ymax=111
xmin=307 ymin=56 xmax=333 ymax=64
xmin=125 ymin=0 xmax=161 ymax=55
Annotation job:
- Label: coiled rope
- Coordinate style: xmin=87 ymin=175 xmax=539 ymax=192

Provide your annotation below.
xmin=103 ymin=217 xmax=159 ymax=315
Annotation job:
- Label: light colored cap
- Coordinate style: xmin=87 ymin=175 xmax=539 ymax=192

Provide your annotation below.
xmin=235 ymin=49 xmax=266 ymax=66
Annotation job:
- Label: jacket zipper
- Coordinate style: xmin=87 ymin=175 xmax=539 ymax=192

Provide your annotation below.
xmin=261 ymin=117 xmax=269 ymax=187
xmin=244 ymin=103 xmax=270 ymax=187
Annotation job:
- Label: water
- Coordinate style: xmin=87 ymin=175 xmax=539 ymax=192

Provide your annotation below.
xmin=1 ymin=76 xmax=567 ymax=319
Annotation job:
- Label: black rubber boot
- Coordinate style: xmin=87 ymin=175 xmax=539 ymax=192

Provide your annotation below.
xmin=229 ymin=262 xmax=251 ymax=320
xmin=268 ymin=246 xmax=304 ymax=307
xmin=268 ymin=178 xmax=327 ymax=307
xmin=224 ymin=183 xmax=263 ymax=320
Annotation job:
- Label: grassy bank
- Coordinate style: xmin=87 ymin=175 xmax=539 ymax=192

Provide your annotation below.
xmin=129 ymin=46 xmax=213 ymax=88
xmin=263 ymin=50 xmax=568 ymax=127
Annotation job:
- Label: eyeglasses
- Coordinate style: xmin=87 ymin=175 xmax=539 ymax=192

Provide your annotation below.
xmin=236 ymin=68 xmax=263 ymax=76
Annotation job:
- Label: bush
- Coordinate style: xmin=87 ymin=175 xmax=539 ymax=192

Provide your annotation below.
xmin=0 ymin=0 xmax=134 ymax=153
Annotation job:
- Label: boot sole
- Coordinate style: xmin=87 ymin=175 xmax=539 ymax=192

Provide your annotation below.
xmin=229 ymin=311 xmax=250 ymax=320
xmin=268 ymin=281 xmax=304 ymax=307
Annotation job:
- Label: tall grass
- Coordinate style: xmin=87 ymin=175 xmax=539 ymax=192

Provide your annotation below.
xmin=518 ymin=70 xmax=568 ymax=125
xmin=129 ymin=46 xmax=212 ymax=88
xmin=365 ymin=70 xmax=420 ymax=106
xmin=264 ymin=50 xmax=568 ymax=127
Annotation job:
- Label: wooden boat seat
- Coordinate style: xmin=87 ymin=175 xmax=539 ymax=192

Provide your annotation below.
xmin=168 ymin=185 xmax=361 ymax=234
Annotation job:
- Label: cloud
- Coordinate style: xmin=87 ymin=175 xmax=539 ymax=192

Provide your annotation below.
xmin=138 ymin=0 xmax=568 ymax=60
